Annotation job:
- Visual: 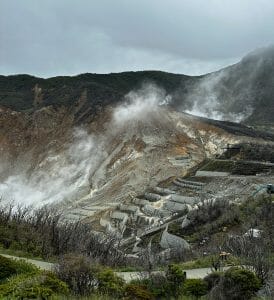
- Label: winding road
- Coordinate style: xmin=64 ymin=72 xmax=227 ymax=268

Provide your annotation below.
xmin=0 ymin=253 xmax=233 ymax=282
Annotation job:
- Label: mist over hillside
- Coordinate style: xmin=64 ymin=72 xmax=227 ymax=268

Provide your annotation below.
xmin=0 ymin=46 xmax=274 ymax=125
xmin=2 ymin=1 xmax=274 ymax=298
xmin=177 ymin=46 xmax=274 ymax=124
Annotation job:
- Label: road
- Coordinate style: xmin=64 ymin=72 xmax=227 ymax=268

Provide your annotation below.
xmin=0 ymin=254 xmax=55 ymax=271
xmin=116 ymin=267 xmax=232 ymax=283
xmin=0 ymin=253 xmax=233 ymax=282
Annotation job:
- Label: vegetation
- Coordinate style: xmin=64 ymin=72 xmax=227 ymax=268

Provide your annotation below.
xmin=182 ymin=279 xmax=208 ymax=298
xmin=124 ymin=283 xmax=155 ymax=300
xmin=200 ymin=159 xmax=274 ymax=175
xmin=0 ymin=255 xmax=39 ymax=281
xmin=0 ymin=203 xmax=124 ymax=265
xmin=180 ymin=255 xmax=239 ymax=270
xmin=0 ymin=272 xmax=69 ymax=299
xmin=0 ymin=181 xmax=273 ymax=298
xmin=0 ymin=71 xmax=186 ymax=112
xmin=0 ymin=255 xmax=68 ymax=299
xmin=97 ymin=268 xmax=125 ymax=297
xmin=220 ymin=267 xmax=261 ymax=300
xmin=0 ymin=247 xmax=264 ymax=299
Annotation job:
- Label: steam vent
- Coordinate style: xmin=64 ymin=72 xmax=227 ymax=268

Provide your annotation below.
xmin=1 ymin=1 xmax=274 ymax=298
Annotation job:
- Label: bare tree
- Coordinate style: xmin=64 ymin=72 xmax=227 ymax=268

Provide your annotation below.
xmin=224 ymin=235 xmax=271 ymax=284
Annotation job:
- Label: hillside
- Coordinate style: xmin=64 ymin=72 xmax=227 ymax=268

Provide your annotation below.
xmin=173 ymin=46 xmax=274 ymax=125
xmin=0 ymin=46 xmax=274 ymax=126
xmin=0 ymin=71 xmax=189 ymax=123
xmin=1 ymin=47 xmax=274 ymax=299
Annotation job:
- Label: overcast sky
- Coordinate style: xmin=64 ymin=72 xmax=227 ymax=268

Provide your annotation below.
xmin=1 ymin=0 xmax=274 ymax=78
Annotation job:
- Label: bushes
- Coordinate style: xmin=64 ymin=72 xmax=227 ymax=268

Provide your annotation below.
xmin=206 ymin=267 xmax=262 ymax=300
xmin=124 ymin=284 xmax=155 ymax=300
xmin=0 ymin=272 xmax=68 ymax=299
xmin=204 ymin=272 xmax=221 ymax=290
xmin=166 ymin=263 xmax=187 ymax=297
xmin=139 ymin=273 xmax=170 ymax=298
xmin=182 ymin=279 xmax=208 ymax=298
xmin=0 ymin=255 xmax=68 ymax=298
xmin=55 ymin=254 xmax=101 ymax=295
xmin=97 ymin=268 xmax=125 ymax=297
xmin=0 ymin=255 xmax=17 ymax=281
xmin=0 ymin=255 xmax=39 ymax=282
xmin=128 ymin=264 xmax=187 ymax=299
xmin=56 ymin=255 xmax=126 ymax=297
xmin=129 ymin=266 xmax=261 ymax=300
xmin=0 ymin=203 xmax=124 ymax=264
xmin=222 ymin=267 xmax=261 ymax=300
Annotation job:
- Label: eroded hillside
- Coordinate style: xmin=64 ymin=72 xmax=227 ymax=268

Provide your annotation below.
xmin=1 ymin=84 xmax=273 ymax=220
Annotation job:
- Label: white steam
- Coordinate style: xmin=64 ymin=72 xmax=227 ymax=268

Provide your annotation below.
xmin=113 ymin=83 xmax=171 ymax=124
xmin=0 ymin=84 xmax=170 ymax=209
xmin=184 ymin=71 xmax=254 ymax=122
xmin=0 ymin=129 xmax=106 ymax=208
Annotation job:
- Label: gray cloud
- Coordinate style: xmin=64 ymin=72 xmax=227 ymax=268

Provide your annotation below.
xmin=1 ymin=0 xmax=274 ymax=77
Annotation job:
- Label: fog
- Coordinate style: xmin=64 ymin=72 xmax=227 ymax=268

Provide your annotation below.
xmin=182 ymin=68 xmax=255 ymax=122
xmin=113 ymin=83 xmax=171 ymax=124
xmin=0 ymin=84 xmax=170 ymax=208
xmin=0 ymin=129 xmax=107 ymax=208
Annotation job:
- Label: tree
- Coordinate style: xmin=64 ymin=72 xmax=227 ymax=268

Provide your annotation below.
xmin=222 ymin=267 xmax=261 ymax=300
xmin=55 ymin=254 xmax=100 ymax=295
xmin=182 ymin=278 xmax=208 ymax=298
xmin=97 ymin=268 xmax=125 ymax=297
xmin=225 ymin=235 xmax=271 ymax=283
xmin=166 ymin=264 xmax=186 ymax=297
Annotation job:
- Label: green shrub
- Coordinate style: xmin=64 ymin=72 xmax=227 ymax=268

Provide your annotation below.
xmin=222 ymin=267 xmax=261 ymax=300
xmin=166 ymin=264 xmax=186 ymax=296
xmin=13 ymin=258 xmax=40 ymax=275
xmin=0 ymin=272 xmax=68 ymax=299
xmin=167 ymin=264 xmax=186 ymax=284
xmin=0 ymin=255 xmax=17 ymax=281
xmin=133 ymin=265 xmax=187 ymax=298
xmin=204 ymin=272 xmax=222 ymax=290
xmin=124 ymin=283 xmax=155 ymax=300
xmin=140 ymin=274 xmax=170 ymax=298
xmin=97 ymin=268 xmax=125 ymax=297
xmin=0 ymin=255 xmax=39 ymax=283
xmin=182 ymin=278 xmax=208 ymax=298
xmin=56 ymin=254 xmax=101 ymax=296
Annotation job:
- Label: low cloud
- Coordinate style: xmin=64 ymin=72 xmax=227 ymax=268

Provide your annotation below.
xmin=113 ymin=83 xmax=171 ymax=125
xmin=183 ymin=71 xmax=254 ymax=122
xmin=0 ymin=129 xmax=107 ymax=208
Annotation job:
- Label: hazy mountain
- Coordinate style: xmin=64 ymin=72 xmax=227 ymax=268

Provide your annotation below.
xmin=0 ymin=46 xmax=273 ymax=125
xmin=177 ymin=46 xmax=274 ymax=124
xmin=1 ymin=47 xmax=274 ymax=249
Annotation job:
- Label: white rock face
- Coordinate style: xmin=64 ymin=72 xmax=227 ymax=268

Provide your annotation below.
xmin=160 ymin=230 xmax=190 ymax=250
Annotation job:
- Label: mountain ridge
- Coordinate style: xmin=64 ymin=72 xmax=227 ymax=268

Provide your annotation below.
xmin=0 ymin=46 xmax=273 ymax=125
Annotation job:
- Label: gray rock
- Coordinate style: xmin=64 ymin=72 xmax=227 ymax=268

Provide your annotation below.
xmin=181 ymin=216 xmax=191 ymax=229
xmin=144 ymin=192 xmax=161 ymax=202
xmin=160 ymin=230 xmax=190 ymax=250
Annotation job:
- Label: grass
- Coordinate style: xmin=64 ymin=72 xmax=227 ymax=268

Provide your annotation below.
xmin=56 ymin=295 xmax=115 ymax=300
xmin=0 ymin=246 xmax=57 ymax=263
xmin=201 ymin=159 xmax=274 ymax=175
xmin=200 ymin=160 xmax=235 ymax=172
xmin=180 ymin=255 xmax=240 ymax=270
xmin=56 ymin=295 xmax=201 ymax=299
xmin=114 ymin=266 xmax=144 ymax=272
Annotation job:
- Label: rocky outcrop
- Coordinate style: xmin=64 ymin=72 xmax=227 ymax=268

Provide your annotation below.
xmin=160 ymin=228 xmax=190 ymax=250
